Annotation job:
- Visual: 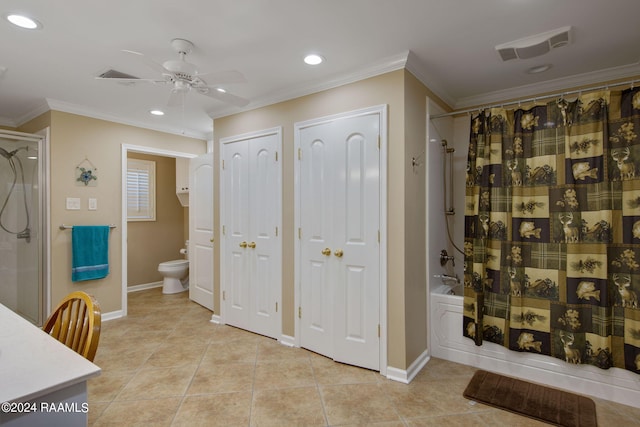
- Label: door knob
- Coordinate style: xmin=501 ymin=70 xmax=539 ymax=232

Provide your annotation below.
xmin=334 ymin=249 xmax=343 ymax=258
xmin=239 ymin=241 xmax=247 ymax=248
xmin=321 ymin=248 xmax=331 ymax=256
xmin=210 ymin=238 xmax=214 ymax=243
xmin=248 ymin=241 xmax=256 ymax=249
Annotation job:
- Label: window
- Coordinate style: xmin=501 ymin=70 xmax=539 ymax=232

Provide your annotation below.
xmin=127 ymin=158 xmax=156 ymax=221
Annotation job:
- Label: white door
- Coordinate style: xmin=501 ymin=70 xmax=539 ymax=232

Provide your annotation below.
xmin=189 ymin=153 xmax=214 ymax=310
xmin=298 ymin=111 xmax=380 ymax=370
xmin=221 ymin=128 xmax=281 ymax=339
xmin=222 ymin=141 xmax=250 ymax=328
xmin=247 ymin=135 xmax=281 ymax=337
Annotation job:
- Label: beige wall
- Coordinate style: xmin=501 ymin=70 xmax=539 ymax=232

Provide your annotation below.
xmin=20 ymin=111 xmax=205 ymax=313
xmin=127 ymin=153 xmax=188 ymax=287
xmin=403 ymin=71 xmax=430 ymax=366
xmin=214 ymin=69 xmax=430 ymax=370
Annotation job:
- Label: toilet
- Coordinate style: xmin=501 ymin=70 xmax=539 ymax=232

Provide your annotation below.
xmin=158 ymin=242 xmax=189 ymax=294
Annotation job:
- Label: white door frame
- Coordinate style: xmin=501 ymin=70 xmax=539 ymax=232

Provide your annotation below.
xmin=218 ymin=127 xmax=283 ymax=336
xmin=120 ymin=144 xmax=198 ymax=317
xmin=293 ymin=105 xmax=388 ymax=375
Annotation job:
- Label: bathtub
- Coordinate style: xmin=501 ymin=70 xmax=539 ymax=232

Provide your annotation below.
xmin=429 ymin=285 xmax=640 ymax=408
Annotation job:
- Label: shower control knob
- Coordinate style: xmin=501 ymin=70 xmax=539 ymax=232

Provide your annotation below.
xmin=440 ymin=249 xmax=455 ymax=266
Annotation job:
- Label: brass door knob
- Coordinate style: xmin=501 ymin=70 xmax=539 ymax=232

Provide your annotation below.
xmin=334 ymin=249 xmax=343 ymax=258
xmin=239 ymin=241 xmax=247 ymax=248
xmin=248 ymin=241 xmax=256 ymax=249
xmin=321 ymin=248 xmax=331 ymax=256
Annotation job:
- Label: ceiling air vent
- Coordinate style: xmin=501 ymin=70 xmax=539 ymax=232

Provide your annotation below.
xmin=496 ymin=26 xmax=572 ymax=61
xmin=97 ymin=69 xmax=139 ymax=79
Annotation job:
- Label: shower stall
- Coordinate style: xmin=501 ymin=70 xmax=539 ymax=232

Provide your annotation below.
xmin=0 ymin=129 xmax=48 ymax=325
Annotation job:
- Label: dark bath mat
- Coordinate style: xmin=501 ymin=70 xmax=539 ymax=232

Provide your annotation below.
xmin=463 ymin=370 xmax=597 ymax=427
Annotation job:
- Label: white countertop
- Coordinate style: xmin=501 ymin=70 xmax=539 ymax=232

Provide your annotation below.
xmin=0 ymin=303 xmax=101 ymax=403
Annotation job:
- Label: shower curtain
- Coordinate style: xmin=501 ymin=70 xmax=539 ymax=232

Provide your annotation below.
xmin=463 ymin=87 xmax=640 ymax=374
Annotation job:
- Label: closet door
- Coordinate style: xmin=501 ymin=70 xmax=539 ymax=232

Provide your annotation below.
xmin=299 ymin=122 xmax=334 ymax=356
xmin=247 ymin=133 xmax=280 ymax=337
xmin=331 ymin=115 xmax=380 ymax=370
xmin=222 ymin=141 xmax=250 ymax=329
xmin=298 ymin=111 xmax=380 ymax=371
xmin=221 ymin=128 xmax=282 ymax=339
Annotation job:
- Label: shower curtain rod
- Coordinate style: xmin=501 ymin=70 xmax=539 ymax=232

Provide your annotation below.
xmin=429 ymin=78 xmax=637 ymax=119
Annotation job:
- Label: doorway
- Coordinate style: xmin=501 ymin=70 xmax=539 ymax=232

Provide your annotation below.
xmin=120 ymin=144 xmax=198 ymax=316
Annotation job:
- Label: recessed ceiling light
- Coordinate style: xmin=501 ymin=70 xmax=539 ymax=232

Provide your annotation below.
xmin=149 ymin=109 xmax=165 ymax=116
xmin=526 ymin=64 xmax=552 ymax=74
xmin=216 ymin=88 xmax=226 ymax=93
xmin=304 ymin=54 xmax=324 ymax=65
xmin=5 ymin=13 xmax=42 ymax=30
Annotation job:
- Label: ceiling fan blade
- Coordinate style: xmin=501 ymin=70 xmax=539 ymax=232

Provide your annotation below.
xmin=196 ymin=70 xmax=246 ymax=85
xmin=121 ymin=49 xmax=170 ymax=76
xmin=95 ymin=76 xmax=166 ymax=84
xmin=196 ymin=87 xmax=249 ymax=107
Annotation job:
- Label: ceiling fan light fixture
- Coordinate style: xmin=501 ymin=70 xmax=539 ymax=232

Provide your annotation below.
xmin=5 ymin=13 xmax=42 ymax=29
xmin=149 ymin=109 xmax=165 ymax=116
xmin=304 ymin=54 xmax=324 ymax=65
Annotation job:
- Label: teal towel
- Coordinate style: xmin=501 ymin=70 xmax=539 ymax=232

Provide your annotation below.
xmin=72 ymin=225 xmax=110 ymax=282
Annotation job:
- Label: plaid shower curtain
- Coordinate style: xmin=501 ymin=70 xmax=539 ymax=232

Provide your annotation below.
xmin=463 ymin=88 xmax=640 ymax=374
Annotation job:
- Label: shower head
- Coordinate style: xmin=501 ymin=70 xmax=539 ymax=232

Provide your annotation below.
xmin=0 ymin=146 xmax=28 ymax=159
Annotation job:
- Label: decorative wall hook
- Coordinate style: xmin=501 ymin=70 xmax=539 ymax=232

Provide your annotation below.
xmin=412 ymin=150 xmax=425 ymax=172
xmin=76 ymin=156 xmax=98 ymax=186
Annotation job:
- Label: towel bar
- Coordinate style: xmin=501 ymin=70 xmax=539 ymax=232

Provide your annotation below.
xmin=59 ymin=224 xmax=117 ymax=230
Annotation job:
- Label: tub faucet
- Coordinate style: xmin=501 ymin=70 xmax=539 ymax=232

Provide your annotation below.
xmin=433 ymin=273 xmax=460 ymax=284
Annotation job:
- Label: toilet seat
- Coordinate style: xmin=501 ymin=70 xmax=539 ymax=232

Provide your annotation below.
xmin=158 ymin=259 xmax=189 ymax=271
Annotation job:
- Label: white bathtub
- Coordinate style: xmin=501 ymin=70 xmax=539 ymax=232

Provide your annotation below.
xmin=429 ymin=286 xmax=640 ymax=408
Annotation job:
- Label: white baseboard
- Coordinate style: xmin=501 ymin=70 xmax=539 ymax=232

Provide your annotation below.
xmin=280 ymin=334 xmax=295 ymax=347
xmin=210 ymin=314 xmax=222 ymax=324
xmin=386 ymin=349 xmax=431 ymax=384
xmin=127 ymin=282 xmax=162 ymax=293
xmin=102 ymin=310 xmax=124 ymax=321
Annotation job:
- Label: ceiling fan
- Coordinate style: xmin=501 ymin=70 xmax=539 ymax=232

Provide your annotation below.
xmin=98 ymin=38 xmax=249 ymax=108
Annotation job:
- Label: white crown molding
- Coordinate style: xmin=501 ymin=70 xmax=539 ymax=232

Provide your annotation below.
xmin=31 ymin=99 xmax=209 ymax=140
xmin=404 ymin=50 xmax=457 ymax=108
xmin=0 ymin=116 xmax=17 ymax=127
xmin=454 ymin=61 xmax=640 ymax=110
xmin=14 ymin=100 xmax=51 ymax=127
xmin=209 ymin=51 xmax=411 ymax=119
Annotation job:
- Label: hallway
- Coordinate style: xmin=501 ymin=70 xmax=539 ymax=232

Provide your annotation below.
xmin=88 ymin=288 xmax=640 ymax=426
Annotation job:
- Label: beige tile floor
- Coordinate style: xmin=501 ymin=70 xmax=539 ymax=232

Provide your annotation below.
xmin=89 ymin=288 xmax=640 ymax=426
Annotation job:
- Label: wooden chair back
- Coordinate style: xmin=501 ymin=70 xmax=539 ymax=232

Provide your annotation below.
xmin=43 ymin=291 xmax=101 ymax=362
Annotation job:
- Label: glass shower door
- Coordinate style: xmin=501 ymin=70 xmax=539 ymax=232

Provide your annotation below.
xmin=0 ymin=132 xmax=44 ymax=325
